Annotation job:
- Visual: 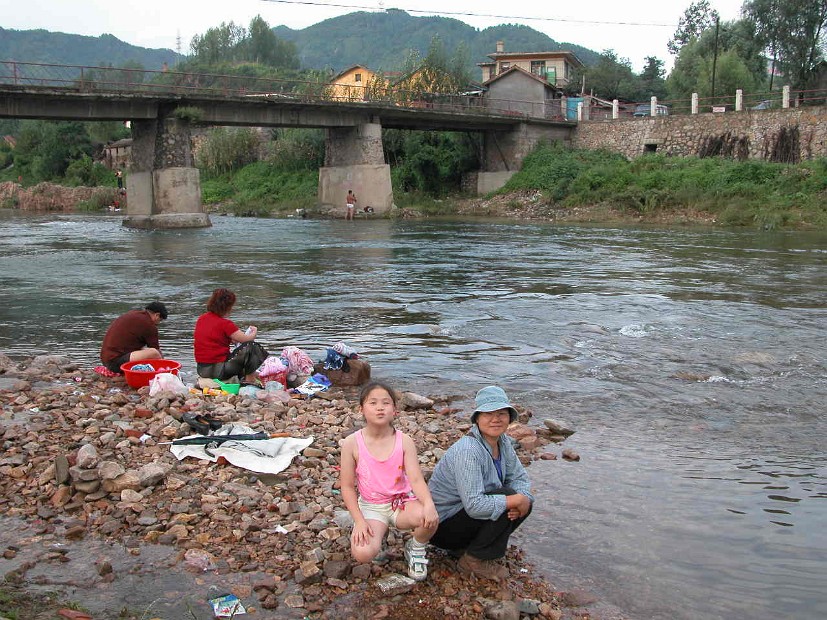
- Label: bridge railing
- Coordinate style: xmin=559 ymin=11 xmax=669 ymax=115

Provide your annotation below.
xmin=582 ymin=85 xmax=827 ymax=120
xmin=0 ymin=60 xmax=572 ymax=123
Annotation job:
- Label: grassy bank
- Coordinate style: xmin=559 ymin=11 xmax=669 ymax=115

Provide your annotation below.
xmin=499 ymin=143 xmax=827 ymax=230
xmin=201 ymin=162 xmax=318 ymax=216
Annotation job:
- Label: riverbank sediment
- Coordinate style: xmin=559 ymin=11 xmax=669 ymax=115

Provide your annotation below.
xmin=0 ymin=353 xmax=589 ymax=620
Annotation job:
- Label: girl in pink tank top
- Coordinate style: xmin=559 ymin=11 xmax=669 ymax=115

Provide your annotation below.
xmin=339 ymin=381 xmax=439 ymax=581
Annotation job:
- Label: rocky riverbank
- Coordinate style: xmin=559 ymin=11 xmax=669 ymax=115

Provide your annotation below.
xmin=0 ymin=182 xmax=117 ymax=212
xmin=0 ymin=353 xmax=592 ymax=620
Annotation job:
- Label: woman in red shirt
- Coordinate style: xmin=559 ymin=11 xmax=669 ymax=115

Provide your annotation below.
xmin=194 ymin=288 xmax=268 ymax=383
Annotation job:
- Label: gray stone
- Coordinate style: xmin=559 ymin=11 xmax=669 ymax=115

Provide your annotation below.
xmin=76 ymin=444 xmax=99 ymax=468
xmin=518 ymin=598 xmax=541 ymax=615
xmin=138 ymin=463 xmax=166 ymax=487
xmin=484 ymin=600 xmax=520 ymax=620
xmin=98 ymin=461 xmax=126 ymax=480
xmin=400 ymin=391 xmax=434 ymax=410
xmin=54 ymin=455 xmax=70 ymax=485
xmin=73 ymin=480 xmax=101 ymax=494
xmin=543 ymin=418 xmax=575 ymax=436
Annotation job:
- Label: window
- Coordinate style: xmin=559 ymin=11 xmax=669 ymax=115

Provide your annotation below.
xmin=355 ymin=73 xmax=362 ymax=83
xmin=530 ymin=61 xmax=546 ymax=76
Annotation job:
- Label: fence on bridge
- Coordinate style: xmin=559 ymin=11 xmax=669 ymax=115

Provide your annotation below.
xmin=0 ymin=60 xmax=565 ymax=121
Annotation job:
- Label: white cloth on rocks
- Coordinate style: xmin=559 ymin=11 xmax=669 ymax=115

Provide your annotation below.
xmin=170 ymin=423 xmax=313 ymax=474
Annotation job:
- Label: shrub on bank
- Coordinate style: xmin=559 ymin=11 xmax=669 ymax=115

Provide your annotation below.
xmin=500 ymin=142 xmax=827 ymax=229
xmin=201 ymin=162 xmax=317 ymax=216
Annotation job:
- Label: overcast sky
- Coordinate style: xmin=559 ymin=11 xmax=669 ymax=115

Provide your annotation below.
xmin=1 ymin=0 xmax=747 ymax=71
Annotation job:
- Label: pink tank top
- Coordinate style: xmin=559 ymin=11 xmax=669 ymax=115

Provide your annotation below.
xmin=355 ymin=429 xmax=413 ymax=506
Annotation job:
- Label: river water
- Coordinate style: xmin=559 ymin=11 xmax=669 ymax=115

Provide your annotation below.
xmin=1 ymin=210 xmax=825 ymax=619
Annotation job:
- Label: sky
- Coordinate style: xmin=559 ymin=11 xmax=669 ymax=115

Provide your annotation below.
xmin=1 ymin=0 xmax=748 ymax=72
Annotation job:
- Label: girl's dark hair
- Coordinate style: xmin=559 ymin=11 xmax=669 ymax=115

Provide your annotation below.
xmin=359 ymin=381 xmax=398 ymax=407
xmin=206 ymin=288 xmax=236 ymax=317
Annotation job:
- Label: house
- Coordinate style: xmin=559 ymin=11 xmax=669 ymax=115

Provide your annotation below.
xmin=483 ymin=66 xmax=565 ymax=120
xmin=327 ymin=65 xmax=382 ymax=101
xmin=103 ymin=138 xmax=132 ymax=170
xmin=478 ymin=40 xmax=583 ymax=89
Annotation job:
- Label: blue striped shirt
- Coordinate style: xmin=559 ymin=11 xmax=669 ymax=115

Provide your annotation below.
xmin=428 ymin=424 xmax=534 ymax=522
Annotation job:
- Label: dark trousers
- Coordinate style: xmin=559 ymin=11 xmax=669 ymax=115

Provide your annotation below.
xmin=197 ymin=341 xmax=268 ymax=380
xmin=430 ymin=487 xmax=532 ymax=560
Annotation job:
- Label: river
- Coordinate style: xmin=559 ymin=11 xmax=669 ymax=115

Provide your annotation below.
xmin=1 ymin=210 xmax=825 ymax=619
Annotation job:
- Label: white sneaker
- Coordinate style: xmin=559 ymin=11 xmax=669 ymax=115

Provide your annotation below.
xmin=404 ymin=538 xmax=429 ymax=581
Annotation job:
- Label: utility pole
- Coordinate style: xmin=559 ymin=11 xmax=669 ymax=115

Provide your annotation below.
xmin=711 ymin=15 xmax=720 ymax=99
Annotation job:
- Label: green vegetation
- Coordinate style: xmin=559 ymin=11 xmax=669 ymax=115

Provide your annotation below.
xmin=499 ymin=142 xmax=827 ymax=229
xmin=201 ymin=163 xmax=318 ymax=216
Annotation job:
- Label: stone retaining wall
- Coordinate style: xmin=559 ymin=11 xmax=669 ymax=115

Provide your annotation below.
xmin=572 ymin=106 xmax=827 ymax=162
xmin=0 ymin=181 xmax=117 ymax=211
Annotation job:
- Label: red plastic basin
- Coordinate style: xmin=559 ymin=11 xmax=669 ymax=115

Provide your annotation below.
xmin=120 ymin=359 xmax=181 ymax=389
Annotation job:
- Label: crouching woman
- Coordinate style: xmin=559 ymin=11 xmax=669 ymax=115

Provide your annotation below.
xmin=193 ymin=288 xmax=268 ymax=384
xmin=428 ymin=385 xmax=533 ymax=581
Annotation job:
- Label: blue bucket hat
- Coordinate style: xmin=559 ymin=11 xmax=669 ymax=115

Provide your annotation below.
xmin=472 ymin=385 xmax=518 ymax=423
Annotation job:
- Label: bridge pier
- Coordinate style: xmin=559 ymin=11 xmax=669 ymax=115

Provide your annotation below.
xmin=477 ymin=123 xmax=572 ymax=194
xmin=122 ymin=118 xmax=211 ymax=230
xmin=318 ymin=122 xmax=393 ymax=215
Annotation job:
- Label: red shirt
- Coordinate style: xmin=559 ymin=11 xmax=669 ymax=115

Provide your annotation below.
xmin=194 ymin=312 xmax=238 ymax=363
xmin=100 ymin=309 xmax=160 ymax=364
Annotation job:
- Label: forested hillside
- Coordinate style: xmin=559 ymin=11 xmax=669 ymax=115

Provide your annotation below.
xmin=274 ymin=9 xmax=600 ymax=74
xmin=0 ymin=27 xmax=180 ymax=71
xmin=2 ymin=10 xmax=599 ymax=77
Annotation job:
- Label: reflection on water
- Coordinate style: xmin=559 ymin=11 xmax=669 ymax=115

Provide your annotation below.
xmin=1 ymin=210 xmax=826 ymax=619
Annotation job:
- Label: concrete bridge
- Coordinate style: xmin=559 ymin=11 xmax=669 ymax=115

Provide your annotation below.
xmin=0 ymin=84 xmax=574 ymax=228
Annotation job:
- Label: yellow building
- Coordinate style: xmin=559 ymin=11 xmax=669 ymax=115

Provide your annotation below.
xmin=328 ymin=65 xmax=381 ymax=101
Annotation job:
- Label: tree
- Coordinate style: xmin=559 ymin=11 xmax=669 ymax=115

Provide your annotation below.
xmin=668 ymin=0 xmax=720 ymax=55
xmin=744 ymin=0 xmax=827 ymax=91
xmin=667 ymin=20 xmax=769 ymax=103
xmin=638 ymin=56 xmax=668 ymax=100
xmin=584 ymin=49 xmax=637 ymax=100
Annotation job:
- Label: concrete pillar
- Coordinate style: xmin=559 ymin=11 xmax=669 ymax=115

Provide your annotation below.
xmin=735 ymin=89 xmax=743 ymax=111
xmin=691 ymin=93 xmax=699 ymax=114
xmin=782 ymin=85 xmax=790 ymax=108
xmin=318 ymin=122 xmax=392 ymax=215
xmin=122 ymin=117 xmax=210 ymax=229
xmin=577 ymin=101 xmax=584 ymax=121
xmin=612 ymin=99 xmax=619 ymax=119
xmin=650 ymin=96 xmax=657 ymax=116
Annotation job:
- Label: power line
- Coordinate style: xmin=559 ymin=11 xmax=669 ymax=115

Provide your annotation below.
xmin=260 ymin=0 xmax=677 ymax=28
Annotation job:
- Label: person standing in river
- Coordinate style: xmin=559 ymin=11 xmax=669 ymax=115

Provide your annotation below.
xmin=346 ymin=189 xmax=357 ymax=220
xmin=427 ymin=386 xmax=533 ymax=581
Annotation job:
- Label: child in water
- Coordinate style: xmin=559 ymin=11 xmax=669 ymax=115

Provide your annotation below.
xmin=339 ymin=381 xmax=439 ymax=580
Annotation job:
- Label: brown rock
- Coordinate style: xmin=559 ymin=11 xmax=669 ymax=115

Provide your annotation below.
xmin=539 ymin=452 xmax=558 ymax=460
xmin=51 ymin=485 xmax=72 ymax=507
xmin=561 ymin=449 xmax=580 ymax=462
xmin=54 ymin=455 xmax=70 ymax=485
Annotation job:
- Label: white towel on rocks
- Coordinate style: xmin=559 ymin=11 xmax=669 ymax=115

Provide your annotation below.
xmin=170 ymin=424 xmax=313 ymax=474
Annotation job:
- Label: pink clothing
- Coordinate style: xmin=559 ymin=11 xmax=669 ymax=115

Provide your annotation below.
xmin=355 ymin=429 xmax=414 ymax=507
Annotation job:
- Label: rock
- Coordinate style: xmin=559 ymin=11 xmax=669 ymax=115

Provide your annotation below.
xmin=294 ymin=560 xmax=322 ymax=584
xmin=400 ymin=391 xmax=434 ymax=410
xmin=375 ymin=573 xmax=416 ymax=596
xmin=558 ymin=589 xmax=597 ymax=607
xmin=284 ymin=594 xmax=305 ymax=608
xmin=518 ymin=598 xmax=541 ymax=615
xmin=484 ymin=600 xmax=520 ymax=620
xmin=101 ymin=471 xmax=141 ymax=493
xmin=120 ymin=489 xmax=143 ymax=503
xmin=351 ymin=563 xmax=372 ymax=580
xmin=76 ymin=444 xmax=99 ymax=469
xmin=51 ymin=485 xmax=72 ymax=507
xmin=543 ymin=418 xmax=575 ymax=436
xmin=183 ymin=548 xmax=216 ymax=572
xmin=561 ymin=449 xmax=580 ymax=462
xmin=539 ymin=452 xmax=558 ymax=460
xmin=73 ymin=480 xmax=101 ymax=494
xmin=137 ymin=463 xmax=166 ymax=487
xmin=98 ymin=461 xmax=126 ymax=480
xmin=323 ymin=560 xmax=350 ymax=579
xmin=54 ymin=455 xmax=70 ymax=485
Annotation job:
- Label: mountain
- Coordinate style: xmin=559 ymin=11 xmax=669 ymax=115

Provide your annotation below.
xmin=273 ymin=9 xmax=601 ymax=77
xmin=0 ymin=10 xmax=600 ymax=79
xmin=0 ymin=27 xmax=181 ymax=71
